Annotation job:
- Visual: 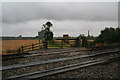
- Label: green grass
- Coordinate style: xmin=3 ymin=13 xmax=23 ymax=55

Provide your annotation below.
xmin=108 ymin=43 xmax=120 ymax=46
xmin=48 ymin=42 xmax=71 ymax=47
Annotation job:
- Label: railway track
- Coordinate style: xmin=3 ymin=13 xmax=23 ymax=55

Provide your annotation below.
xmin=2 ymin=48 xmax=89 ymax=66
xmin=2 ymin=48 xmax=86 ymax=60
xmin=3 ymin=46 xmax=119 ymax=60
xmin=89 ymin=45 xmax=120 ymax=51
xmin=2 ymin=49 xmax=120 ymax=79
xmin=2 ymin=50 xmax=120 ymax=71
xmin=4 ymin=55 xmax=120 ymax=80
xmin=2 ymin=48 xmax=120 ymax=66
xmin=3 ymin=47 xmax=119 ymax=66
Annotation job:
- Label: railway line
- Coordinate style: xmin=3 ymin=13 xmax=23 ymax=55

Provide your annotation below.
xmin=3 ymin=46 xmax=120 ymax=66
xmin=2 ymin=48 xmax=90 ymax=66
xmin=2 ymin=48 xmax=86 ymax=61
xmin=4 ymin=54 xmax=120 ymax=79
xmin=2 ymin=46 xmax=119 ymax=61
xmin=2 ymin=48 xmax=120 ymax=79
xmin=2 ymin=48 xmax=120 ymax=66
xmin=2 ymin=49 xmax=120 ymax=71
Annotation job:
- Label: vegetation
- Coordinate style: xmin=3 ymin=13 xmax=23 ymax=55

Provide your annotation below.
xmin=48 ymin=42 xmax=71 ymax=47
xmin=2 ymin=26 xmax=120 ymax=55
xmin=95 ymin=27 xmax=120 ymax=45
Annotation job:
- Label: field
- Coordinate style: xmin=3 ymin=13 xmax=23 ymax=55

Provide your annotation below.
xmin=1 ymin=39 xmax=39 ymax=55
xmin=1 ymin=39 xmax=110 ymax=55
xmin=1 ymin=39 xmax=77 ymax=55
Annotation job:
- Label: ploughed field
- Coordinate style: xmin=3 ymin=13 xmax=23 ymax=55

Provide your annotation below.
xmin=2 ymin=47 xmax=120 ymax=79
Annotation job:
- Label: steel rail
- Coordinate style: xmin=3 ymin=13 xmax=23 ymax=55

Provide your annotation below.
xmin=2 ymin=48 xmax=84 ymax=60
xmin=1 ymin=54 xmax=92 ymax=71
xmin=4 ymin=56 xmax=120 ymax=80
xmin=2 ymin=50 xmax=120 ymax=71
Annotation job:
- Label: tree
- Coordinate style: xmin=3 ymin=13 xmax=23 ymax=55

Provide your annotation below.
xmin=95 ymin=27 xmax=120 ymax=44
xmin=45 ymin=21 xmax=53 ymax=31
xmin=42 ymin=21 xmax=54 ymax=40
xmin=116 ymin=27 xmax=120 ymax=43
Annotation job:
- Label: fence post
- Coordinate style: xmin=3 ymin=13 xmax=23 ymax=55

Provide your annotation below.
xmin=75 ymin=37 xmax=80 ymax=47
xmin=32 ymin=44 xmax=34 ymax=50
xmin=43 ymin=40 xmax=48 ymax=49
xmin=45 ymin=41 xmax=48 ymax=49
xmin=39 ymin=42 xmax=40 ymax=49
xmin=61 ymin=40 xmax=63 ymax=49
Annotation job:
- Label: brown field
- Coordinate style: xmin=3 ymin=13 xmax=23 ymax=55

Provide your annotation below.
xmin=1 ymin=39 xmax=39 ymax=55
xmin=1 ymin=39 xmax=102 ymax=55
xmin=1 ymin=39 xmax=77 ymax=55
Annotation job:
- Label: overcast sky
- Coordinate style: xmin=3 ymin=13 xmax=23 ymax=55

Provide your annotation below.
xmin=2 ymin=2 xmax=118 ymax=37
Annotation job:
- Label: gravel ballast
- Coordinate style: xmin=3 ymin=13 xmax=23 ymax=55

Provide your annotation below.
xmin=46 ymin=60 xmax=120 ymax=78
xmin=2 ymin=57 xmax=92 ymax=78
xmin=2 ymin=48 xmax=120 ymax=79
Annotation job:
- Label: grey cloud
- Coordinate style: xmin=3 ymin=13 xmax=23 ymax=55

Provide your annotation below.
xmin=2 ymin=2 xmax=118 ymax=24
xmin=2 ymin=20 xmax=118 ymax=37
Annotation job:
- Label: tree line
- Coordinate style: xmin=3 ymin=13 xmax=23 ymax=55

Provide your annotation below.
xmin=95 ymin=27 xmax=120 ymax=44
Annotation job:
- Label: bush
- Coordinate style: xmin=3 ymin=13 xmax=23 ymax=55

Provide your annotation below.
xmin=95 ymin=27 xmax=120 ymax=44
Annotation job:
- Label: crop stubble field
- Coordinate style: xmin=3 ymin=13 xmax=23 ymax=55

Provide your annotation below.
xmin=1 ymin=39 xmax=75 ymax=55
xmin=1 ymin=40 xmax=39 ymax=55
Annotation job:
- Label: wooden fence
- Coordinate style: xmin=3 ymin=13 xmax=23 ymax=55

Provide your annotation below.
xmin=18 ymin=38 xmax=81 ymax=53
xmin=18 ymin=42 xmax=43 ymax=53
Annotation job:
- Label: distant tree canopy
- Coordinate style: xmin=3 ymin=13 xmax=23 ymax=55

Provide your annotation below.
xmin=95 ymin=27 xmax=120 ymax=43
xmin=42 ymin=21 xmax=53 ymax=31
xmin=42 ymin=21 xmax=54 ymax=40
xmin=46 ymin=21 xmax=53 ymax=28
